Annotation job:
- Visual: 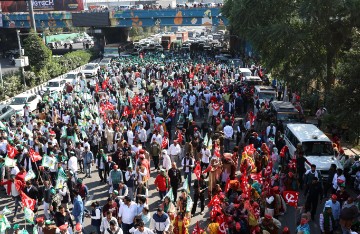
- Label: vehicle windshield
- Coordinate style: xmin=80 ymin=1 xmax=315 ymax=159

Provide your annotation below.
xmin=66 ymin=74 xmax=76 ymax=79
xmin=302 ymin=141 xmax=334 ymax=156
xmin=10 ymin=97 xmax=27 ymax=105
xmin=0 ymin=106 xmax=11 ymax=114
xmin=84 ymin=65 xmax=95 ymax=70
xmin=277 ymin=112 xmax=300 ymax=122
xmin=259 ymin=92 xmax=276 ymax=100
xmin=47 ymin=82 xmax=60 ymax=87
xmin=104 ymin=48 xmax=118 ymax=54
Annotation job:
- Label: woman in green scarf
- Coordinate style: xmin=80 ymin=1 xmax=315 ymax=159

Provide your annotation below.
xmin=320 ymin=205 xmax=335 ymax=234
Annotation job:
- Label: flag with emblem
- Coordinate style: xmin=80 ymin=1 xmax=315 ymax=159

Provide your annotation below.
xmin=55 ymin=168 xmax=68 ymax=189
xmin=4 ymin=157 xmax=16 ymax=167
xmin=6 ymin=144 xmax=18 ymax=159
xmin=203 ymin=134 xmax=208 ymax=146
xmin=161 ymin=136 xmax=168 ymax=149
xmin=20 ymin=191 xmax=36 ymax=211
xmin=42 ymin=155 xmax=56 ymax=170
xmin=29 ymin=148 xmax=42 ymax=162
xmin=282 ymin=191 xmax=299 ymax=208
xmin=164 ymin=188 xmax=174 ymax=202
xmin=192 ymin=221 xmax=204 ymax=234
xmin=25 ymin=169 xmax=36 ymax=181
xmin=24 ymin=207 xmax=35 ymax=224
xmin=208 ymin=194 xmax=221 ymax=207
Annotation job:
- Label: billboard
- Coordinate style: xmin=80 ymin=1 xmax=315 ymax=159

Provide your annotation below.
xmin=0 ymin=0 xmax=84 ymax=13
xmin=72 ymin=12 xmax=110 ymax=27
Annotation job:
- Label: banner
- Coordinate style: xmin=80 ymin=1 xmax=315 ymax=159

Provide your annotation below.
xmin=0 ymin=0 xmax=84 ymax=13
xmin=42 ymin=155 xmax=57 ymax=169
xmin=25 ymin=169 xmax=36 ymax=181
xmin=282 ymin=191 xmax=299 ymax=208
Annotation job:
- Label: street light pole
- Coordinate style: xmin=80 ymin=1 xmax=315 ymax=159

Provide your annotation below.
xmin=28 ymin=0 xmax=36 ymax=32
xmin=16 ymin=30 xmax=26 ymax=88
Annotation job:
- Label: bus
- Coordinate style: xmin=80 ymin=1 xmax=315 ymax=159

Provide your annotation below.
xmin=161 ymin=34 xmax=176 ymax=50
xmin=103 ymin=44 xmax=120 ymax=58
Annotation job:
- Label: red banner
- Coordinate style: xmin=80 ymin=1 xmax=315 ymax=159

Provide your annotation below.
xmin=282 ymin=191 xmax=299 ymax=208
xmin=6 ymin=144 xmax=18 ymax=159
xmin=20 ymin=191 xmax=36 ymax=210
xmin=29 ymin=148 xmax=42 ymax=162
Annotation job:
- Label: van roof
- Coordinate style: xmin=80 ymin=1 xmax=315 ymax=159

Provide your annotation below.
xmin=286 ymin=124 xmax=331 ymax=142
xmin=271 ymin=101 xmax=297 ymax=111
xmin=255 ymin=85 xmax=276 ymax=92
xmin=239 ymin=68 xmax=251 ymax=72
xmin=244 ymin=76 xmax=262 ymax=81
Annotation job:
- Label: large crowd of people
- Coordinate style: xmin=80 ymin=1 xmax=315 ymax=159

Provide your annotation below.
xmin=0 ymin=49 xmax=359 ymax=234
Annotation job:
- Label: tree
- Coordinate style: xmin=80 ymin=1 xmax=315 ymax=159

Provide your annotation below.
xmin=23 ymin=30 xmax=52 ymax=72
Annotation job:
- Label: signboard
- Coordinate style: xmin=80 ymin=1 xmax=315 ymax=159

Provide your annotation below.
xmin=0 ymin=0 xmax=84 ymax=13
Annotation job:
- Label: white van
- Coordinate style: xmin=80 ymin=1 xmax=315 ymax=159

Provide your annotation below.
xmin=284 ymin=124 xmax=342 ymax=177
xmin=242 ymin=75 xmax=263 ymax=86
xmin=253 ymin=86 xmax=276 ymax=111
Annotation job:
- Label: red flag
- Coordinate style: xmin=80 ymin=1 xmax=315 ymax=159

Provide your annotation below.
xmin=161 ymin=137 xmax=168 ymax=149
xmin=143 ymin=96 xmax=149 ymax=103
xmin=249 ymin=111 xmax=256 ymax=126
xmin=194 ymin=162 xmax=201 ymax=180
xmin=208 ymin=194 xmax=221 ymax=207
xmin=95 ymin=83 xmax=99 ymax=93
xmin=29 ymin=148 xmax=42 ymax=162
xmin=217 ymin=214 xmax=227 ymax=234
xmin=250 ymin=173 xmax=263 ymax=184
xmin=282 ymin=191 xmax=299 ymax=208
xmin=6 ymin=144 xmax=18 ymax=159
xmin=212 ymin=103 xmax=221 ymax=111
xmin=102 ymin=80 xmax=108 ymax=90
xmin=192 ymin=221 xmax=204 ymax=234
xmin=132 ymin=95 xmax=142 ymax=107
xmin=264 ymin=160 xmax=273 ymax=176
xmin=280 ymin=145 xmax=288 ymax=158
xmin=177 ymin=132 xmax=183 ymax=143
xmin=105 ymin=101 xmax=115 ymax=111
xmin=20 ymin=191 xmax=36 ymax=210
xmin=244 ymin=144 xmax=255 ymax=155
xmin=122 ymin=106 xmax=130 ymax=117
xmin=224 ymin=177 xmax=231 ymax=192
xmin=169 ymin=109 xmax=176 ymax=118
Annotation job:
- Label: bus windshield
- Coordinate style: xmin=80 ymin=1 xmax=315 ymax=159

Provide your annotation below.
xmin=277 ymin=113 xmax=300 ymax=122
xmin=302 ymin=141 xmax=334 ymax=156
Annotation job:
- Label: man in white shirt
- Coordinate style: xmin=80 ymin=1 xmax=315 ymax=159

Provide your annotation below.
xmin=131 ymin=221 xmax=154 ymax=234
xmin=67 ymin=152 xmax=78 ymax=178
xmin=62 ymin=112 xmax=71 ymax=125
xmin=118 ymin=196 xmax=138 ymax=234
xmin=138 ymin=125 xmax=147 ymax=147
xmin=200 ymin=144 xmax=211 ymax=170
xmin=167 ymin=140 xmax=181 ymax=163
xmin=266 ymin=123 xmax=276 ymax=140
xmin=223 ymin=123 xmax=234 ymax=152
xmin=101 ymin=211 xmax=119 ymax=234
xmin=150 ymin=208 xmax=170 ymax=234
xmin=0 ymin=137 xmax=8 ymax=156
xmin=127 ymin=129 xmax=135 ymax=146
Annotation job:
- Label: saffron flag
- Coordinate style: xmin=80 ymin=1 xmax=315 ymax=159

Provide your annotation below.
xmin=29 ymin=148 xmax=42 ymax=162
xmin=282 ymin=191 xmax=299 ymax=208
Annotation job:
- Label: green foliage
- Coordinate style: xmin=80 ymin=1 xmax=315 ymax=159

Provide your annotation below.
xmin=23 ymin=31 xmax=52 ymax=72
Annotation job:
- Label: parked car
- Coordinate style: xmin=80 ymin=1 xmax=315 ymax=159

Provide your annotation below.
xmin=8 ymin=94 xmax=41 ymax=116
xmin=98 ymin=58 xmax=112 ymax=68
xmin=0 ymin=105 xmax=17 ymax=122
xmin=81 ymin=63 xmax=99 ymax=78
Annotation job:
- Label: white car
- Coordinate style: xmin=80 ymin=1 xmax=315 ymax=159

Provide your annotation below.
xmin=81 ymin=63 xmax=99 ymax=78
xmin=98 ymin=58 xmax=112 ymax=68
xmin=64 ymin=72 xmax=81 ymax=85
xmin=8 ymin=94 xmax=41 ymax=116
xmin=42 ymin=78 xmax=67 ymax=94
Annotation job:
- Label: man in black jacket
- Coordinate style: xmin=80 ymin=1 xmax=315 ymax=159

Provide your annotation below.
xmin=23 ymin=181 xmax=39 ymax=212
xmin=191 ymin=174 xmax=207 ymax=215
xmin=168 ymin=162 xmax=181 ymax=203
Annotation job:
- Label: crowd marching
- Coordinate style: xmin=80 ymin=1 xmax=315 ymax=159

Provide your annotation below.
xmin=0 ymin=50 xmax=359 ymax=234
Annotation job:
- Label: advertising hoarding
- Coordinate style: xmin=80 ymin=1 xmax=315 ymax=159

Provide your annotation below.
xmin=0 ymin=0 xmax=84 ymax=13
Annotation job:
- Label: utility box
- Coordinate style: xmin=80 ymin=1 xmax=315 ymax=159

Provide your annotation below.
xmin=14 ymin=56 xmax=29 ymax=67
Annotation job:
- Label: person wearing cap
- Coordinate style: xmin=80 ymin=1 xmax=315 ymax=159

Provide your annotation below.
xmin=305 ymin=175 xmax=323 ymax=220
xmin=296 ymin=218 xmax=311 ymax=234
xmin=43 ymin=220 xmax=57 ymax=234
xmin=83 ymin=146 xmax=94 ymax=178
xmin=118 ymin=196 xmax=138 ymax=234
xmin=326 ymin=195 xmax=341 ymax=224
xmin=35 ymin=216 xmax=45 ymax=234
xmin=67 ymin=151 xmax=78 ymax=179
xmin=332 ymin=168 xmax=346 ymax=193
xmin=162 ymin=150 xmax=171 ymax=172
xmin=260 ymin=214 xmax=281 ymax=234
xmin=150 ymin=207 xmax=170 ymax=234
xmin=320 ymin=204 xmax=335 ymax=234
xmin=154 ymin=169 xmax=171 ymax=200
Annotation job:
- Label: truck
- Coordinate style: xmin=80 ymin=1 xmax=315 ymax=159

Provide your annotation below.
xmin=103 ymin=44 xmax=120 ymax=58
xmin=176 ymin=31 xmax=189 ymax=43
xmin=161 ymin=34 xmax=176 ymax=50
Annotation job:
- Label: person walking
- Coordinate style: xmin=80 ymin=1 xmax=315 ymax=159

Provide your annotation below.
xmin=191 ymin=174 xmax=207 ymax=215
xmin=150 ymin=139 xmax=161 ymax=170
xmin=89 ymin=201 xmax=102 ymax=234
xmin=72 ymin=190 xmax=84 ymax=225
xmin=319 ymin=204 xmax=335 ymax=234
xmin=83 ymin=146 xmax=94 ymax=178
xmin=118 ymin=196 xmax=138 ymax=234
xmin=305 ymin=176 xmax=323 ymax=221
xmin=150 ymin=207 xmax=170 ymax=234
xmin=109 ymin=165 xmax=123 ymax=192
xmin=154 ymin=169 xmax=171 ymax=200
xmin=168 ymin=162 xmax=182 ymax=203
xmin=96 ymin=149 xmax=108 ymax=183
xmin=181 ymin=153 xmax=194 ymax=187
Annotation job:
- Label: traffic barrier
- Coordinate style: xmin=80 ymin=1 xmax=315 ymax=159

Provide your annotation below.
xmin=0 ymin=60 xmax=99 ymax=105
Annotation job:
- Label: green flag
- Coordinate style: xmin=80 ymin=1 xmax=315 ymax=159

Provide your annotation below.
xmin=182 ymin=178 xmax=190 ymax=193
xmin=163 ymin=188 xmax=174 ymax=202
xmin=74 ymin=132 xmax=79 ymax=143
xmin=203 ymin=133 xmax=208 ymax=146
xmin=185 ymin=196 xmax=193 ymax=212
xmin=42 ymin=155 xmax=57 ymax=169
xmin=21 ymin=229 xmax=29 ymax=234
xmin=1 ymin=207 xmax=11 ymax=216
xmin=55 ymin=167 xmax=68 ymax=189
xmin=24 ymin=207 xmax=34 ymax=224
xmin=4 ymin=157 xmax=16 ymax=167
xmin=25 ymin=169 xmax=36 ymax=181
xmin=33 ymin=225 xmax=39 ymax=234
xmin=0 ymin=214 xmax=11 ymax=232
